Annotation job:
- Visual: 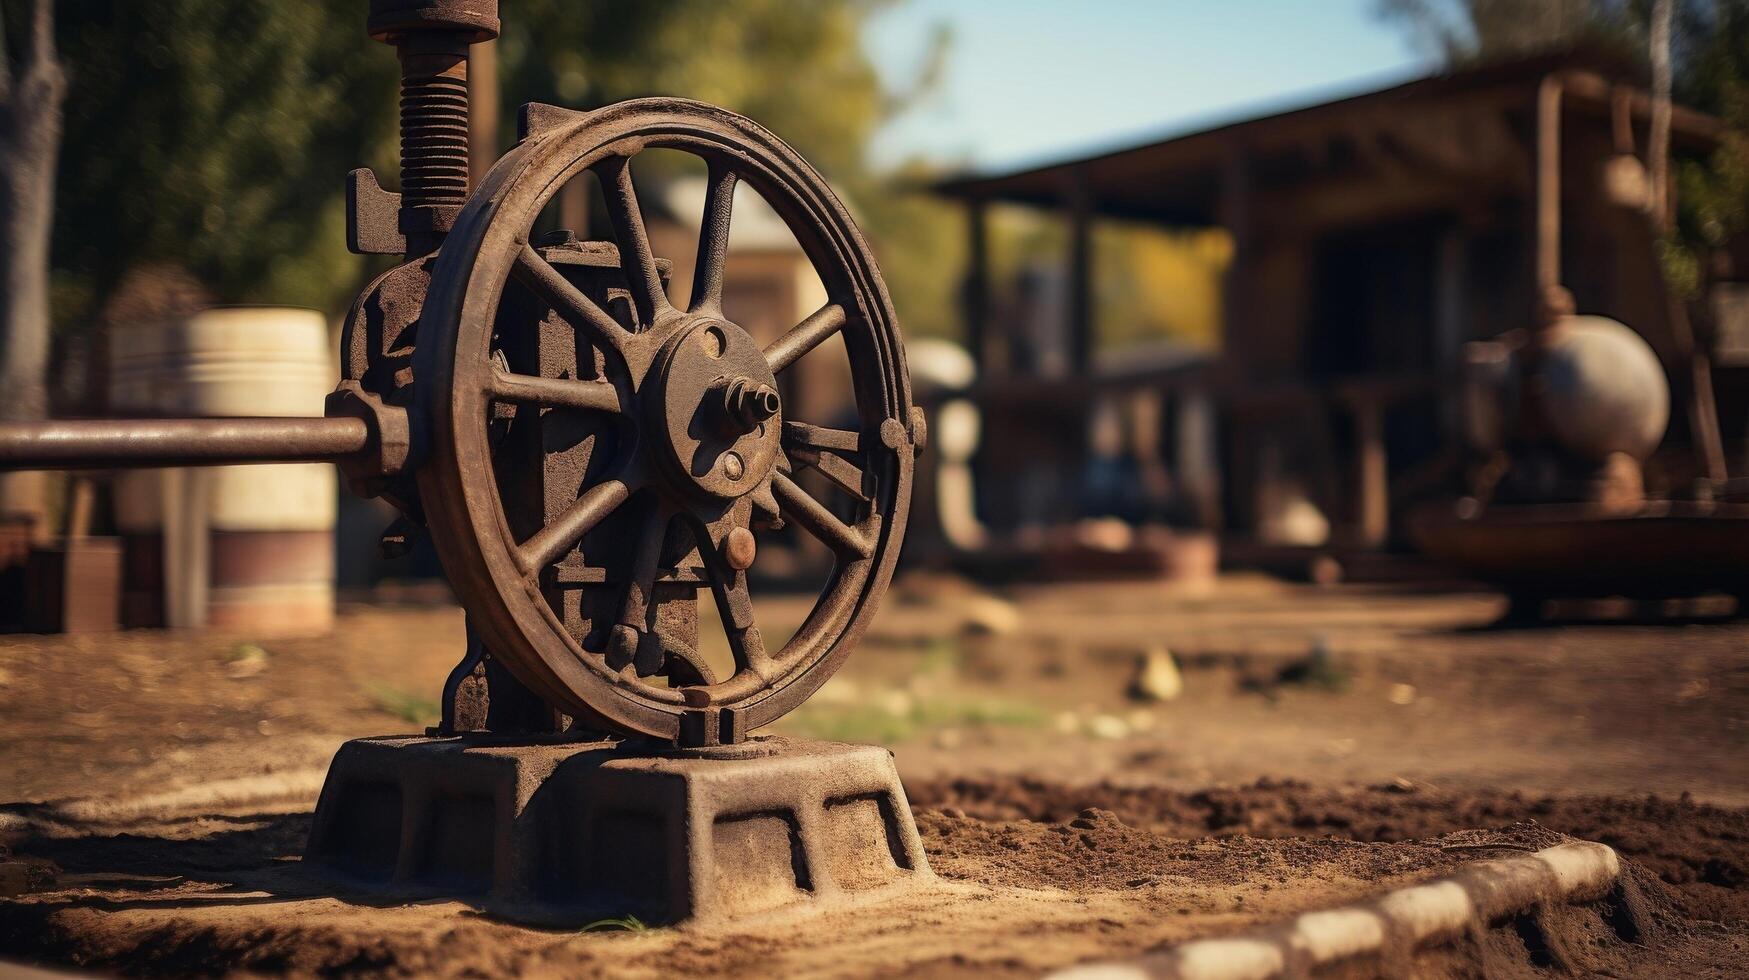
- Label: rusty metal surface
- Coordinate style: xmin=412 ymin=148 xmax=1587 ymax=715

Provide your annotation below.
xmin=367 ymin=0 xmax=501 ymax=44
xmin=1410 ymin=500 xmax=1749 ymax=598
xmin=305 ymin=734 xmax=932 ymax=925
xmin=415 ymin=98 xmax=915 ymax=744
xmin=0 ymin=0 xmax=917 ymax=750
xmin=369 ymin=1 xmax=498 ymax=249
xmin=0 ymin=417 xmax=371 ymax=469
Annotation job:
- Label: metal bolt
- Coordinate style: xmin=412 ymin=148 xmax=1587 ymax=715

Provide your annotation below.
xmin=724 ymin=527 xmax=757 ymax=570
xmin=722 ymin=451 xmax=745 ymax=480
xmin=722 ymin=378 xmax=780 ymax=432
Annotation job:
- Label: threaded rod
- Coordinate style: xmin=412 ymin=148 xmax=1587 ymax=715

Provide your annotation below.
xmin=399 ymin=53 xmax=471 ymax=209
xmin=396 ymin=35 xmax=472 ymax=252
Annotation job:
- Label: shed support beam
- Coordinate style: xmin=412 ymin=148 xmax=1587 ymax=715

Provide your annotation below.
xmin=963 ymin=198 xmax=990 ymax=375
xmin=1351 ymin=398 xmax=1389 ymax=549
xmin=1219 ymin=148 xmax=1255 ymax=532
xmin=1536 ymin=75 xmax=1563 ymax=303
xmin=1067 ymin=168 xmax=1093 ymax=374
xmin=1219 ymin=148 xmax=1253 ymax=357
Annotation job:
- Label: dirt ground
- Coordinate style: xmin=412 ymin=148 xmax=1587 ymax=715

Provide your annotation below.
xmin=2 ymin=573 xmax=1747 ymax=976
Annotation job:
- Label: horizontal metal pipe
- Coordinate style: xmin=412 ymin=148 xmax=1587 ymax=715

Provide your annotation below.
xmin=0 ymin=417 xmax=373 ymax=470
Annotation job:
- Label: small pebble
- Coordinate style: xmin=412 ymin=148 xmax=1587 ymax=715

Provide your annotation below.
xmin=1088 ymin=714 xmax=1130 ymax=740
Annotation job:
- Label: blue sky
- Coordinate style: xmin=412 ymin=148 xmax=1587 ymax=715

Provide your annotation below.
xmin=864 ymin=0 xmax=1431 ymax=172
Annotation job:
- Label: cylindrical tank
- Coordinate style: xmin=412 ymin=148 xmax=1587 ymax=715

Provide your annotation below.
xmin=109 ymin=307 xmax=337 ymax=635
xmin=1464 ymin=315 xmax=1670 ymax=462
xmin=1540 ymin=315 xmax=1670 ymax=462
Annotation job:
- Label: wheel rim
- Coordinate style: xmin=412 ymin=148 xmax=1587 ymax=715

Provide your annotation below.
xmin=414 ymin=99 xmax=914 ymax=740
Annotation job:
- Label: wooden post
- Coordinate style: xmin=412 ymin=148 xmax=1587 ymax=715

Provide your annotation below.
xmin=1535 ymin=76 xmax=1563 ymax=305
xmin=1435 ymin=225 xmax=1468 ymax=436
xmin=1649 ymin=0 xmax=1673 ymax=231
xmin=0 ymin=0 xmax=67 ymax=536
xmin=963 ymin=198 xmax=990 ymax=375
xmin=1351 ymin=396 xmax=1388 ymax=548
xmin=1176 ymin=388 xmax=1222 ymax=531
xmin=1219 ymin=147 xmax=1255 ymax=531
xmin=161 ymin=467 xmax=210 ymax=629
xmin=1219 ymin=147 xmax=1253 ymax=351
xmin=466 ymin=37 xmax=499 ymax=187
xmin=1647 ymin=0 xmax=1726 ymax=482
xmin=1067 ymin=167 xmax=1093 ymax=374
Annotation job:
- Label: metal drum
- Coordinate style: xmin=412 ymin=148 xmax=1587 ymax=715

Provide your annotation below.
xmin=109 ymin=307 xmax=337 ymax=634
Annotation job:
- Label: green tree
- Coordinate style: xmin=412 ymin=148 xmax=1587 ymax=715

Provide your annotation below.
xmin=1373 ymin=0 xmax=1749 ymax=299
xmin=499 ymin=0 xmax=957 ymax=337
xmin=1374 ymin=0 xmax=1637 ymax=61
xmin=40 ymin=0 xmax=398 ymax=337
xmin=500 ymin=1 xmax=939 ymax=185
xmin=42 ymin=0 xmax=955 ymax=355
xmin=1669 ymin=1 xmax=1749 ymax=283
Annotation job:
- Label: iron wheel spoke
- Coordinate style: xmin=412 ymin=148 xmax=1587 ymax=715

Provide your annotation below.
xmin=516 ymin=476 xmax=635 ymax=575
xmin=513 ymin=244 xmax=636 ymax=354
xmin=788 ymin=445 xmax=868 ymax=502
xmin=595 ymin=154 xmax=670 ymax=326
xmin=783 ymin=420 xmax=861 ymax=455
xmin=610 ymin=498 xmax=668 ymax=675
xmin=689 ymin=162 xmax=738 ymax=314
xmin=488 ymin=367 xmax=620 ymax=412
xmin=764 ymin=302 xmax=847 ymax=373
xmin=771 ymin=471 xmax=873 ymax=559
xmin=697 ymin=529 xmax=771 ymax=676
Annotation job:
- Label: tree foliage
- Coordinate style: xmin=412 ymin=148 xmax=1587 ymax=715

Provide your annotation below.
xmin=39 ymin=0 xmax=398 ymax=331
xmin=1671 ymin=2 xmax=1749 ymax=266
xmin=35 ymin=0 xmax=954 ymax=351
xmin=1374 ymin=0 xmax=1638 ymax=61
xmin=501 ymin=0 xmax=902 ymax=183
xmin=1374 ymin=0 xmax=1749 ymax=298
xmin=497 ymin=0 xmax=958 ymax=337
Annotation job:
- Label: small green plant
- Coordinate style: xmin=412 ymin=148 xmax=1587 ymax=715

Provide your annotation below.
xmin=366 ymin=683 xmax=441 ymax=726
xmin=1270 ymin=639 xmax=1351 ymax=693
xmin=225 ymin=643 xmax=270 ymax=679
xmin=579 ymin=915 xmax=650 ymax=933
xmin=917 ymin=637 xmax=961 ymax=675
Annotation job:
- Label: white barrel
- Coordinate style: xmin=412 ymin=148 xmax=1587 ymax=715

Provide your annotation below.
xmin=110 ymin=307 xmax=336 ymax=635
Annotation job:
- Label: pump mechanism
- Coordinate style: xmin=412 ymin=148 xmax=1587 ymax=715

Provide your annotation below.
xmin=0 ymin=0 xmax=921 ymax=749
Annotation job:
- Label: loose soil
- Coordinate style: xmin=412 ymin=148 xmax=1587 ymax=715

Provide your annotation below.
xmin=2 ymin=576 xmax=1747 ymax=975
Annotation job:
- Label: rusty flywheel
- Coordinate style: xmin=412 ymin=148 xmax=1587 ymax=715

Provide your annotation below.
xmin=0 ymin=4 xmax=922 ymax=749
xmin=413 ymin=99 xmax=919 ymax=743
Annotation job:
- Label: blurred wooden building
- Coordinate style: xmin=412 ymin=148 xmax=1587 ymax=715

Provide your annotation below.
xmin=933 ymin=51 xmax=1735 ymax=572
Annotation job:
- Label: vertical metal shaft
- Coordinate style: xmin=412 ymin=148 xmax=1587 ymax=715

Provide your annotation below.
xmin=367 ymin=1 xmax=501 ymax=256
xmin=398 ymin=36 xmax=472 ymax=221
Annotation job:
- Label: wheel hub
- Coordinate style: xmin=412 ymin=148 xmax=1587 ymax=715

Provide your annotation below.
xmin=647 ymin=317 xmax=783 ymax=502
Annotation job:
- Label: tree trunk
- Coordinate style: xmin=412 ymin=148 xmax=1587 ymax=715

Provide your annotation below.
xmin=0 ymin=0 xmax=66 ymax=524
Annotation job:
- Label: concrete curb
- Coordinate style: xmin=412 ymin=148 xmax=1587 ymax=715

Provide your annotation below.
xmin=1048 ymin=840 xmax=1621 ymax=980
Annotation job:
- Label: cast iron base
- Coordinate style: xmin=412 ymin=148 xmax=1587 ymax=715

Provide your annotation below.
xmin=303 ymin=733 xmax=931 ymax=926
